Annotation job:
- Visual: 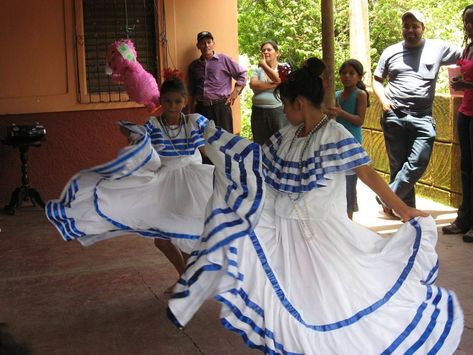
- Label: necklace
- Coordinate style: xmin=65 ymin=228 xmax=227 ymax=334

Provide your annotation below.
xmin=290 ymin=197 xmax=317 ymax=241
xmin=159 ymin=113 xmax=189 ymax=155
xmin=285 ymin=115 xmax=329 ymax=201
xmin=288 ymin=115 xmax=329 ymax=170
xmin=160 ymin=114 xmax=184 ymax=139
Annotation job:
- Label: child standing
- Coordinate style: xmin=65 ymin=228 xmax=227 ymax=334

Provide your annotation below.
xmin=327 ymin=59 xmax=369 ymax=219
xmin=46 ymin=70 xmax=213 ymax=291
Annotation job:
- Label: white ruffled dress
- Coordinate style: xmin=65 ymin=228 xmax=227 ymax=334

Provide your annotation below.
xmin=168 ymin=121 xmax=463 ymax=354
xmin=46 ymin=114 xmax=213 ymax=254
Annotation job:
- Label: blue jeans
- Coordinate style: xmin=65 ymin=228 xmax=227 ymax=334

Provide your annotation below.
xmin=381 ymin=109 xmax=436 ymax=207
xmin=455 ymin=112 xmax=473 ymax=230
xmin=251 ymin=106 xmax=287 ymax=145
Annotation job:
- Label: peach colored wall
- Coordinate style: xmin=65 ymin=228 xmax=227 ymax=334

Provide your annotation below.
xmin=0 ymin=0 xmax=240 ymax=207
xmin=164 ymin=0 xmax=242 ymax=133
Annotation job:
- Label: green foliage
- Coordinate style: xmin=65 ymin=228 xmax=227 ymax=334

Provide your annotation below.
xmin=367 ymin=0 xmax=470 ymax=92
xmin=237 ymin=0 xmax=472 ymax=131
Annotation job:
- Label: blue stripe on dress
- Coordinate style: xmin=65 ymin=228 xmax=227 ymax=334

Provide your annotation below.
xmin=90 ymin=173 xmax=199 ymax=241
xmin=427 ymin=291 xmax=455 ymax=354
xmin=145 ymin=118 xmax=206 ymax=155
xmin=218 ymin=297 xmax=303 ymax=355
xmin=422 ymin=259 xmax=439 ymax=285
xmin=240 ymin=219 xmax=423 ymax=331
xmin=264 ymin=157 xmax=370 ymax=193
xmin=263 ymin=138 xmax=370 ymax=193
xmin=404 ymin=287 xmax=444 ymax=353
xmin=93 ymin=135 xmax=150 ymax=174
xmin=381 ymin=286 xmax=436 ymax=354
xmin=46 ymin=201 xmax=86 ymax=240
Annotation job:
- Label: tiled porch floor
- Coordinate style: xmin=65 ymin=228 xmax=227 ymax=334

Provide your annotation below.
xmin=0 ymin=182 xmax=471 ymax=354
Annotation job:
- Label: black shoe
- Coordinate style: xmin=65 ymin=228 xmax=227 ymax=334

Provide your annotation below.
xmin=442 ymin=222 xmax=468 ymax=235
xmin=463 ymin=229 xmax=473 ymax=243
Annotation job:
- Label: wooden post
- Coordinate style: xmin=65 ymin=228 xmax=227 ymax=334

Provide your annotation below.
xmin=321 ymin=0 xmax=335 ymax=109
xmin=349 ymin=0 xmax=372 ymax=86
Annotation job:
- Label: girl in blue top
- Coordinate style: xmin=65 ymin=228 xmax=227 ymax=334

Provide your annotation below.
xmin=327 ymin=59 xmax=369 ymax=219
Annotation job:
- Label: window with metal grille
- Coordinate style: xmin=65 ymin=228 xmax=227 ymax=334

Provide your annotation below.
xmin=75 ymin=0 xmax=158 ymax=104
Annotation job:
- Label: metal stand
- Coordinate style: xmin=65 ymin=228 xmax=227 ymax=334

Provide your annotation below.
xmin=4 ymin=143 xmax=45 ymax=215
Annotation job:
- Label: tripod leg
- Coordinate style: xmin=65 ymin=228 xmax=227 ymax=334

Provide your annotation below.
xmin=4 ymin=188 xmax=21 ymax=215
xmin=29 ymin=188 xmax=45 ymax=208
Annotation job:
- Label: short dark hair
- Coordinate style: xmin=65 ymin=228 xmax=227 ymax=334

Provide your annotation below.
xmin=260 ymin=40 xmax=279 ymax=52
xmin=161 ymin=78 xmax=187 ymax=97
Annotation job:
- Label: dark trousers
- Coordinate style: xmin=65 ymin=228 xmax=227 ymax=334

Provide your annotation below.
xmin=251 ymin=106 xmax=287 ymax=145
xmin=455 ymin=112 xmax=473 ymax=229
xmin=195 ymin=101 xmax=233 ymax=133
xmin=195 ymin=101 xmax=233 ymax=165
xmin=381 ymin=109 xmax=436 ymax=207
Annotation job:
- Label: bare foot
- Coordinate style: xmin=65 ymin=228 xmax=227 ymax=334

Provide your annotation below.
xmin=164 ymin=282 xmax=177 ymax=294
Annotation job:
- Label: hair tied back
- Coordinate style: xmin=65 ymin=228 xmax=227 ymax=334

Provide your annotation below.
xmin=304 ymin=58 xmax=326 ymax=77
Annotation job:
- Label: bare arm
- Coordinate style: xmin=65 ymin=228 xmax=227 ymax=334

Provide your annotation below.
xmin=249 ymin=76 xmax=279 ymax=92
xmin=354 ymin=164 xmax=428 ymax=222
xmin=326 ymin=91 xmax=368 ymax=127
xmin=372 ymin=76 xmax=393 ymax=112
xmin=226 ymin=85 xmax=244 ymax=106
xmin=258 ymin=56 xmax=281 ymax=83
xmin=198 ymin=146 xmax=206 ymax=157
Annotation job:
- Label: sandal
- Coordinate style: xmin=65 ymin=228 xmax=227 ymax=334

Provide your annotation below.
xmin=442 ymin=222 xmax=468 ymax=235
xmin=376 ymin=196 xmax=400 ymax=220
xmin=463 ymin=229 xmax=473 ymax=243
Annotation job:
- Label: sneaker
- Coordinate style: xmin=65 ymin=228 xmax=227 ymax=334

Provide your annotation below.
xmin=463 ymin=229 xmax=473 ymax=243
xmin=442 ymin=222 xmax=468 ymax=235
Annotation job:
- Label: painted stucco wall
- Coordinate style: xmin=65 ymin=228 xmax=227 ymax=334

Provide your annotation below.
xmin=0 ymin=0 xmax=241 ymax=206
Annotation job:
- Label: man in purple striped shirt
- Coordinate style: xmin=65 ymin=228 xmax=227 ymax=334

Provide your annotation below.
xmin=188 ymin=31 xmax=247 ymax=133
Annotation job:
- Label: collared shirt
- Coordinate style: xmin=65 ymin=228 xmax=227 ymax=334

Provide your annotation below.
xmin=188 ymin=53 xmax=247 ymax=101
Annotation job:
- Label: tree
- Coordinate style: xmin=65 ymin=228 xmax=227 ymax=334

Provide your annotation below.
xmin=237 ymin=0 xmax=471 ymax=138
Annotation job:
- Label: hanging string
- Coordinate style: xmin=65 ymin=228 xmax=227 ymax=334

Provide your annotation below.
xmin=124 ymin=0 xmax=135 ymax=39
xmin=154 ymin=0 xmax=175 ymax=70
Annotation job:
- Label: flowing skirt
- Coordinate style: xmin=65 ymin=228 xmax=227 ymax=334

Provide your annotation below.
xmin=168 ymin=125 xmax=463 ymax=354
xmin=46 ymin=128 xmax=213 ymax=254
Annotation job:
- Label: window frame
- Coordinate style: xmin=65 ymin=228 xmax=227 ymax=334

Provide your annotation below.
xmin=74 ymin=0 xmax=165 ymax=106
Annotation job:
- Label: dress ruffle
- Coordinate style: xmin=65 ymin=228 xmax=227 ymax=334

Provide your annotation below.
xmin=262 ymin=120 xmax=370 ymax=194
xmin=46 ymin=115 xmax=213 ymax=253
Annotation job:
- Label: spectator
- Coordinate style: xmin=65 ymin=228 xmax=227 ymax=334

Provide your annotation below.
xmin=188 ymin=31 xmax=247 ymax=133
xmin=373 ymin=10 xmax=462 ymax=215
xmin=326 ymin=59 xmax=369 ymax=219
xmin=249 ymin=40 xmax=288 ymax=144
xmin=443 ymin=4 xmax=473 ymax=242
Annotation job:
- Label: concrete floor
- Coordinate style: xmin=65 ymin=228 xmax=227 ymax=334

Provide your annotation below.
xmin=0 ymin=182 xmax=472 ymax=354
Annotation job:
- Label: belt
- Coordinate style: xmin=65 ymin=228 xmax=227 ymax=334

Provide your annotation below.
xmin=197 ymin=98 xmax=227 ymax=107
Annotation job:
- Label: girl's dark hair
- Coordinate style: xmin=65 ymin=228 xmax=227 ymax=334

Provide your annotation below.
xmin=339 ymin=59 xmax=370 ymax=107
xmin=260 ymin=40 xmax=279 ymax=52
xmin=276 ymin=57 xmax=326 ymax=108
xmin=462 ymin=5 xmax=473 ymax=53
xmin=161 ymin=68 xmax=187 ymax=97
xmin=160 ymin=78 xmax=187 ymax=97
